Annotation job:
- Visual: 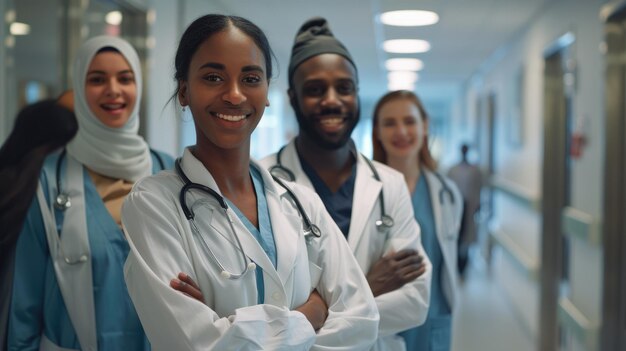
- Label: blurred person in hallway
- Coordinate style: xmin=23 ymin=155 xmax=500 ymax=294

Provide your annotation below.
xmin=0 ymin=99 xmax=78 ymax=351
xmin=8 ymin=36 xmax=173 ymax=351
xmin=372 ymin=90 xmax=463 ymax=351
xmin=261 ymin=17 xmax=431 ymax=351
xmin=447 ymin=143 xmax=483 ymax=278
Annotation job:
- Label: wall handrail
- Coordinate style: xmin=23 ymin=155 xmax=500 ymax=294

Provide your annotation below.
xmin=490 ymin=176 xmax=541 ymax=211
xmin=558 ymin=297 xmax=600 ymax=351
xmin=490 ymin=227 xmax=540 ymax=281
xmin=561 ymin=207 xmax=602 ymax=246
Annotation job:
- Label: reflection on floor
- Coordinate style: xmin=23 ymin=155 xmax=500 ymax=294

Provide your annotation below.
xmin=452 ymin=253 xmax=535 ymax=351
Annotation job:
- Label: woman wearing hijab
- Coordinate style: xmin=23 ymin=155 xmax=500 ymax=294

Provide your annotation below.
xmin=8 ymin=36 xmax=173 ymax=351
xmin=372 ymin=90 xmax=463 ymax=351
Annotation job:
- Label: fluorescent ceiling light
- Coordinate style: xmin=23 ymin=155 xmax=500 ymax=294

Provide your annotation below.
xmin=10 ymin=22 xmax=30 ymax=36
xmin=388 ymin=71 xmax=419 ymax=84
xmin=381 ymin=10 xmax=439 ymax=27
xmin=106 ymin=11 xmax=123 ymax=26
xmin=386 ymin=58 xmax=424 ymax=71
xmin=383 ymin=39 xmax=430 ymax=54
xmin=388 ymin=81 xmax=415 ymax=91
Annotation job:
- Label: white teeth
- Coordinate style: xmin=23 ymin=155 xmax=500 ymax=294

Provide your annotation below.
xmin=320 ymin=118 xmax=343 ymax=126
xmin=216 ymin=112 xmax=246 ymax=121
xmin=102 ymin=104 xmax=123 ymax=109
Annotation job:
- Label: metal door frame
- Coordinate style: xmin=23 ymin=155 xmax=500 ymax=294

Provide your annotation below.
xmin=539 ymin=34 xmax=573 ymax=351
xmin=601 ymin=2 xmax=626 ymax=349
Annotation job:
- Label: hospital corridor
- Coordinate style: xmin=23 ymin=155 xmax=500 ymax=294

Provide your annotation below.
xmin=1 ymin=0 xmax=625 ymax=350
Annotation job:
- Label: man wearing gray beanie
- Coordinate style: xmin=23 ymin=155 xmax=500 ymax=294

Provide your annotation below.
xmin=261 ymin=17 xmax=433 ymax=351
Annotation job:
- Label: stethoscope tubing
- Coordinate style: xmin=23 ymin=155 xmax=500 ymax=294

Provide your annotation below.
xmin=270 ymin=146 xmax=395 ymax=232
xmin=54 ymin=148 xmax=166 ymax=211
xmin=175 ymin=158 xmax=256 ymax=280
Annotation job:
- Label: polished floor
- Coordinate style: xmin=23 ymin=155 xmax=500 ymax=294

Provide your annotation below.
xmin=452 ymin=252 xmax=535 ymax=351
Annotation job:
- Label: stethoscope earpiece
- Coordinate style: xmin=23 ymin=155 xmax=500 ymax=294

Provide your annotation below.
xmin=220 ymin=271 xmax=232 ymax=279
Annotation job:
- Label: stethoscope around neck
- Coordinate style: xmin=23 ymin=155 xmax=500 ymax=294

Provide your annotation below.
xmin=430 ymin=171 xmax=457 ymax=240
xmin=175 ymin=158 xmax=321 ymax=280
xmin=269 ymin=145 xmax=395 ymax=232
xmin=51 ymin=148 xmax=166 ymax=265
xmin=54 ymin=148 xmax=166 ymax=211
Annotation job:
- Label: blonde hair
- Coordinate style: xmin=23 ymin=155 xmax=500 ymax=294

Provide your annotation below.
xmin=371 ymin=90 xmax=437 ymax=170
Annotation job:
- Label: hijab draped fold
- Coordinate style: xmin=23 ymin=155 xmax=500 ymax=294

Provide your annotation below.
xmin=66 ymin=36 xmax=151 ymax=182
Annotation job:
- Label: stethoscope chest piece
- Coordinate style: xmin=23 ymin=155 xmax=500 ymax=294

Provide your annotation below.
xmin=55 ymin=193 xmax=71 ymax=210
xmin=375 ymin=215 xmax=394 ymax=230
xmin=305 ymin=224 xmax=322 ymax=239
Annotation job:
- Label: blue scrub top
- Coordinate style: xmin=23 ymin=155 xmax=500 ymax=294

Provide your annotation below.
xmin=399 ymin=175 xmax=452 ymax=351
xmin=299 ymin=156 xmax=356 ymax=238
xmin=9 ymin=151 xmax=172 ymax=351
xmin=225 ymin=165 xmax=277 ymax=304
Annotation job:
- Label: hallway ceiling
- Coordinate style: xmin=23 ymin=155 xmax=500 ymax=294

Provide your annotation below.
xmin=215 ymin=0 xmax=550 ymax=109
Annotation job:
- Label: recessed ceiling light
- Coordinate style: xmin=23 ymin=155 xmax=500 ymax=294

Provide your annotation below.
xmin=383 ymin=39 xmax=430 ymax=54
xmin=381 ymin=10 xmax=439 ymax=27
xmin=105 ymin=11 xmax=123 ymax=26
xmin=386 ymin=58 xmax=424 ymax=71
xmin=388 ymin=81 xmax=415 ymax=91
xmin=388 ymin=71 xmax=419 ymax=84
xmin=10 ymin=22 xmax=30 ymax=36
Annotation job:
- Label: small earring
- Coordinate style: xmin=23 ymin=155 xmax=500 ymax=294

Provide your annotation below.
xmin=266 ymin=100 xmax=270 ymax=107
xmin=182 ymin=106 xmax=186 ymax=112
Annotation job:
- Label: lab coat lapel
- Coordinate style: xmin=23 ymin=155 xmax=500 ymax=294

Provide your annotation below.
xmin=424 ymin=169 xmax=457 ymax=307
xmin=266 ymin=189 xmax=300 ymax=285
xmin=282 ymin=141 xmax=315 ymax=189
xmin=255 ymin=159 xmax=301 ymax=286
xmin=347 ymin=156 xmax=381 ymax=249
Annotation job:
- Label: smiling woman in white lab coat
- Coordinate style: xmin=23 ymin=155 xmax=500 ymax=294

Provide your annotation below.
xmin=121 ymin=14 xmax=379 ymax=351
xmin=372 ymin=90 xmax=463 ymax=351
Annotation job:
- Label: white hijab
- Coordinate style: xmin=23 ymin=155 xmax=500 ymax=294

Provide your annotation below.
xmin=66 ymin=36 xmax=151 ymax=182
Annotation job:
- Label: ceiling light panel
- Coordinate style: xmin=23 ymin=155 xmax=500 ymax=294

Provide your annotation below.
xmin=383 ymin=39 xmax=431 ymax=53
xmin=388 ymin=81 xmax=415 ymax=91
xmin=105 ymin=11 xmax=123 ymax=26
xmin=9 ymin=22 xmax=30 ymax=36
xmin=386 ymin=58 xmax=424 ymax=71
xmin=388 ymin=71 xmax=419 ymax=84
xmin=381 ymin=10 xmax=439 ymax=27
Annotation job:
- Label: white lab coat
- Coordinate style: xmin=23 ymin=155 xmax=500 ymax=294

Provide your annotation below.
xmin=260 ymin=140 xmax=433 ymax=351
xmin=422 ymin=169 xmax=463 ymax=309
xmin=122 ymin=149 xmax=379 ymax=351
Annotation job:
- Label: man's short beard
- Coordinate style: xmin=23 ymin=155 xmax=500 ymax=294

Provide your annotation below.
xmin=291 ymin=96 xmax=360 ymax=151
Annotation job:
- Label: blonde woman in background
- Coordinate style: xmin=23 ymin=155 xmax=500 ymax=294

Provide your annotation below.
xmin=372 ymin=90 xmax=463 ymax=351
